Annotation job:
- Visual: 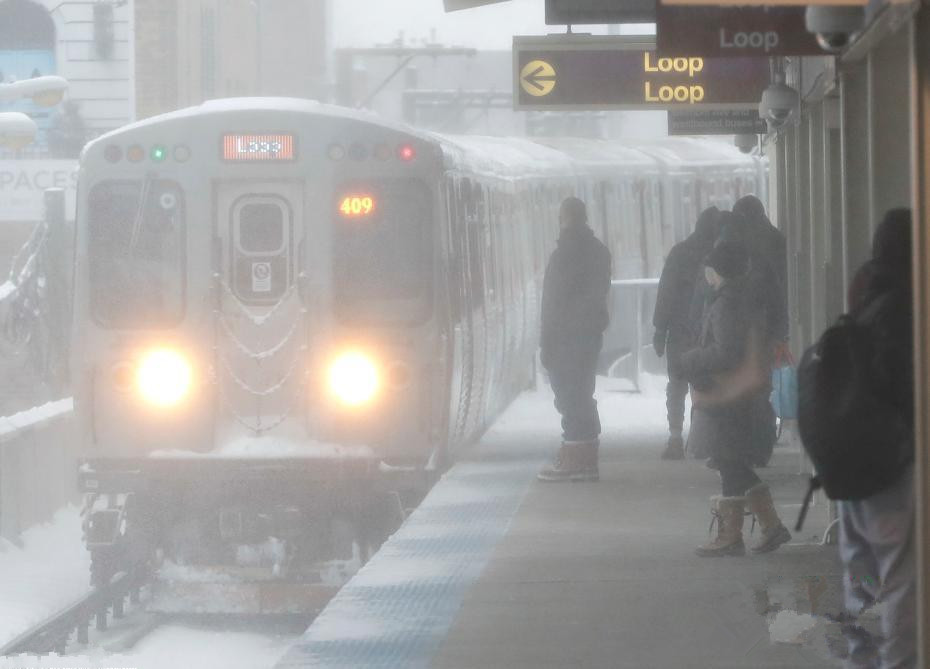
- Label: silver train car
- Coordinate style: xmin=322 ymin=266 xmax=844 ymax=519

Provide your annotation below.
xmin=71 ymin=99 xmax=764 ymax=597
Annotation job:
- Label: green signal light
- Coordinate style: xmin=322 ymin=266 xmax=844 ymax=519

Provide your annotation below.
xmin=150 ymin=145 xmax=167 ymax=162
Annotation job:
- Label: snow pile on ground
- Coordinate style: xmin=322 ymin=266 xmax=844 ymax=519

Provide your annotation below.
xmin=0 ymin=398 xmax=73 ymax=441
xmin=0 ymin=506 xmax=90 ymax=648
xmin=768 ymin=609 xmax=819 ymax=644
xmin=0 ymin=625 xmax=294 ymax=669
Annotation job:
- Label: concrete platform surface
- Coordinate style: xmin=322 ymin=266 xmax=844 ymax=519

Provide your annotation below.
xmin=277 ymin=378 xmax=845 ymax=669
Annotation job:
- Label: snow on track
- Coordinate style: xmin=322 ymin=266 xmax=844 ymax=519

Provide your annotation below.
xmin=0 ymin=506 xmax=90 ymax=649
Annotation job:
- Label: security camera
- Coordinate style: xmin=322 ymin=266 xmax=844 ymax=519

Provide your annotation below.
xmin=805 ymin=6 xmax=865 ymax=54
xmin=758 ymin=79 xmax=799 ymax=132
xmin=734 ymin=134 xmax=758 ymax=154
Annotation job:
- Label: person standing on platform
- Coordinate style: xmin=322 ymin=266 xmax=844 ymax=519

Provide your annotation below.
xmin=652 ymin=206 xmax=721 ymax=460
xmin=538 ymin=197 xmax=611 ymax=483
xmin=676 ymin=241 xmax=791 ymax=557
xmin=838 ymin=209 xmax=915 ymax=669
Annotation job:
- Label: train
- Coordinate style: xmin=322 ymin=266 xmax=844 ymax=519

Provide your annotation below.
xmin=70 ymin=98 xmax=765 ymax=608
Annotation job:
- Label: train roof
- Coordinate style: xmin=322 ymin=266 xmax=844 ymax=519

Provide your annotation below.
xmin=628 ymin=137 xmax=757 ymax=168
xmin=86 ymin=97 xmax=428 ymax=148
xmin=84 ymin=97 xmax=760 ymax=180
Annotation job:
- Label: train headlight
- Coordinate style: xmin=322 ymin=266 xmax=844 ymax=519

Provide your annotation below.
xmin=135 ymin=348 xmax=193 ymax=408
xmin=328 ymin=351 xmax=380 ymax=407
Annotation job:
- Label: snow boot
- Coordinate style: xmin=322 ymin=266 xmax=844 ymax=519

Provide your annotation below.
xmin=695 ymin=496 xmax=746 ymax=557
xmin=537 ymin=440 xmax=599 ymax=482
xmin=660 ymin=434 xmax=685 ymax=460
xmin=746 ymin=483 xmax=792 ymax=554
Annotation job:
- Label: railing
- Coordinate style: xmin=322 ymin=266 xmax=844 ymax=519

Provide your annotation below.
xmin=607 ymin=278 xmax=659 ymax=392
xmin=0 ymin=398 xmax=75 ymax=542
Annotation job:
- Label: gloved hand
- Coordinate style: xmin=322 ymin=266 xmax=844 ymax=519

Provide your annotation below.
xmin=653 ymin=329 xmax=667 ymax=357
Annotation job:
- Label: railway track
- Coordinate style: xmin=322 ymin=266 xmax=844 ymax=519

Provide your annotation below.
xmin=0 ymin=569 xmax=148 ymax=656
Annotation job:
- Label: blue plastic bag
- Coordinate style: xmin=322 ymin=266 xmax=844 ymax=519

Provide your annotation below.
xmin=770 ymin=365 xmax=799 ymax=420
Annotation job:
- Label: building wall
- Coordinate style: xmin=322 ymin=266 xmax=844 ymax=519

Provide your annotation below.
xmin=135 ymin=0 xmax=328 ymax=120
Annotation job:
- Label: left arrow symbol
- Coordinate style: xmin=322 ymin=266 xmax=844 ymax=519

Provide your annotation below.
xmin=520 ymin=60 xmax=557 ymax=97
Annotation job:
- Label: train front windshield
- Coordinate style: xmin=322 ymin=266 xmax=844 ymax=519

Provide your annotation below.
xmin=87 ymin=179 xmax=185 ymax=328
xmin=333 ymin=178 xmax=432 ymax=323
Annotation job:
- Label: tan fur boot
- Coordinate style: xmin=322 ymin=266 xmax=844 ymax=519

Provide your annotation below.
xmin=695 ymin=496 xmax=746 ymax=557
xmin=537 ymin=440 xmax=599 ymax=482
xmin=746 ymin=484 xmax=791 ymax=554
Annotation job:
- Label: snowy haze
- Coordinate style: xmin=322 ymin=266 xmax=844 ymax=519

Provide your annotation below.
xmin=332 ymin=0 xmax=655 ymax=49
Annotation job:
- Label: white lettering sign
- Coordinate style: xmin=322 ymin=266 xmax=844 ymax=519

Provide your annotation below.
xmin=720 ymin=28 xmax=780 ymax=53
xmin=0 ymin=160 xmax=78 ymax=222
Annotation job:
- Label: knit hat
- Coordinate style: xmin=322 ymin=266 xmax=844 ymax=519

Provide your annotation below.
xmin=705 ymin=241 xmax=749 ymax=280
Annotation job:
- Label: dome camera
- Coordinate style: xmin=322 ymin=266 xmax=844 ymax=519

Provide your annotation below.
xmin=805 ymin=6 xmax=865 ymax=54
xmin=758 ymin=80 xmax=800 ymax=132
xmin=734 ymin=134 xmax=758 ymax=154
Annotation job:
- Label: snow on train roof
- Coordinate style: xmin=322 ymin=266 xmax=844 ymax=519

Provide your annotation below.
xmin=434 ymin=134 xmax=578 ymax=178
xmin=87 ymin=97 xmax=421 ymax=147
xmin=629 ymin=137 xmax=757 ymax=167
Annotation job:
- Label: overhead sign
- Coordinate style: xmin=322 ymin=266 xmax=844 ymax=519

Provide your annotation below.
xmin=657 ymin=5 xmax=825 ymax=56
xmin=0 ymin=161 xmax=78 ymax=222
xmin=513 ymin=36 xmax=770 ymax=111
xmin=545 ymin=0 xmax=655 ymax=25
xmin=667 ymin=109 xmax=767 ymax=135
xmin=660 ymin=0 xmax=866 ymax=7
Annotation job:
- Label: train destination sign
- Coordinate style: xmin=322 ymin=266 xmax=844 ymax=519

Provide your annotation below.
xmin=513 ymin=36 xmax=771 ymax=111
xmin=656 ymin=6 xmax=825 ymax=57
xmin=667 ymin=109 xmax=768 ymax=135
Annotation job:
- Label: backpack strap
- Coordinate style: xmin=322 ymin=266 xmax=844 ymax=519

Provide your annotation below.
xmin=794 ymin=476 xmax=822 ymax=532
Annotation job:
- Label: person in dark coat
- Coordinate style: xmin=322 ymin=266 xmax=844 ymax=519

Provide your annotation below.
xmin=677 ymin=241 xmax=791 ymax=557
xmin=731 ymin=194 xmax=788 ymax=342
xmin=838 ymin=208 xmax=915 ymax=669
xmin=538 ymin=196 xmax=612 ymax=482
xmin=652 ymin=206 xmax=721 ymax=460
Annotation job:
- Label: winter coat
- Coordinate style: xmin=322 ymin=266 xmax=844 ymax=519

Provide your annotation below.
xmin=720 ymin=213 xmax=788 ymax=342
xmin=847 ymin=209 xmax=913 ymax=432
xmin=653 ymin=221 xmax=717 ymax=346
xmin=540 ymin=223 xmax=611 ymax=370
xmin=678 ymin=279 xmax=771 ymax=464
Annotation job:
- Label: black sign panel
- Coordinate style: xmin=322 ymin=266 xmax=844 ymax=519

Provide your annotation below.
xmin=514 ymin=36 xmax=770 ymax=111
xmin=656 ymin=5 xmax=825 ymax=57
xmin=545 ymin=0 xmax=655 ymax=25
xmin=668 ymin=109 xmax=768 ymax=135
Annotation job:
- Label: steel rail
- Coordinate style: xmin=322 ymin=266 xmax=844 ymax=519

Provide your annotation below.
xmin=0 ymin=569 xmax=146 ymax=656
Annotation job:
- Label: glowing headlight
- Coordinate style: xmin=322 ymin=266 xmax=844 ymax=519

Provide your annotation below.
xmin=328 ymin=351 xmax=380 ymax=407
xmin=135 ymin=349 xmax=193 ymax=408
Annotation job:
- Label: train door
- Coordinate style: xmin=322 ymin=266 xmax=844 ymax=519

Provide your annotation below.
xmin=213 ymin=181 xmax=306 ymax=441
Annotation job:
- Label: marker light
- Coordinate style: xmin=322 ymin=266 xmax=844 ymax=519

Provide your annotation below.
xmin=327 ymin=143 xmax=346 ymax=161
xmin=398 ymin=144 xmax=416 ymax=162
xmin=150 ymin=145 xmax=167 ymax=162
xmin=104 ymin=144 xmax=122 ymax=163
xmin=173 ymin=145 xmax=191 ymax=162
xmin=328 ymin=351 xmax=380 ymax=407
xmin=127 ymin=145 xmax=145 ymax=162
xmin=135 ymin=348 xmax=193 ymax=408
xmin=373 ymin=143 xmax=392 ymax=161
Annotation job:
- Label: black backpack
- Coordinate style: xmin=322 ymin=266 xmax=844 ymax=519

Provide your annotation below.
xmin=794 ymin=294 xmax=913 ymax=530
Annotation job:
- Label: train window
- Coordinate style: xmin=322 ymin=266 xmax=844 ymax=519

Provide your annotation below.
xmin=333 ymin=178 xmax=432 ymax=322
xmin=230 ymin=196 xmax=291 ymax=304
xmin=88 ymin=180 xmax=185 ymax=328
xmin=237 ymin=202 xmax=285 ymax=254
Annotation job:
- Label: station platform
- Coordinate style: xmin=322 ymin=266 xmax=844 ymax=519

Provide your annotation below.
xmin=275 ymin=379 xmax=845 ymax=669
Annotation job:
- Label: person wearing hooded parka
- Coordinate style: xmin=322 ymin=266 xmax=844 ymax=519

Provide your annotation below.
xmin=652 ymin=206 xmax=721 ymax=460
xmin=676 ymin=237 xmax=792 ymax=557
xmin=838 ymin=208 xmax=915 ymax=669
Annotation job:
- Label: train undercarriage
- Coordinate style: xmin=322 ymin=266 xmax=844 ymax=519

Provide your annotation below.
xmin=78 ymin=456 xmax=428 ymax=615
